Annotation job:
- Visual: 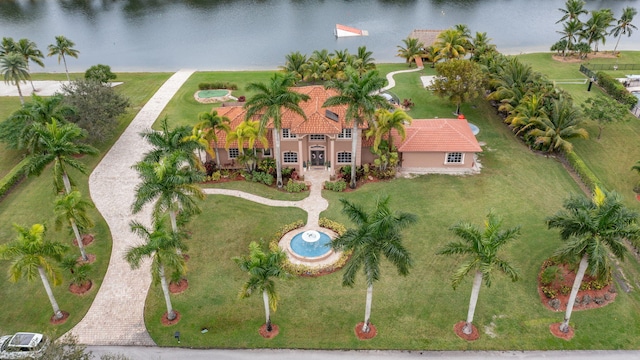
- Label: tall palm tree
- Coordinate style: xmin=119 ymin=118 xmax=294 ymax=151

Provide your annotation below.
xmin=470 ymin=32 xmax=496 ymax=59
xmin=611 ymin=7 xmax=638 ymax=54
xmin=350 ymin=46 xmax=376 ymax=75
xmin=280 ymin=51 xmax=308 ymax=83
xmin=47 ymin=35 xmax=79 ymax=82
xmin=331 ymin=196 xmax=417 ymax=333
xmin=528 ymin=97 xmax=588 ymax=153
xmin=194 ymin=110 xmax=231 ymax=167
xmin=324 ymin=69 xmax=389 ymax=189
xmin=556 ymin=0 xmax=588 ymax=24
xmin=233 ymin=241 xmax=288 ymax=332
xmin=54 ymin=190 xmax=94 ymax=262
xmin=126 ymin=217 xmax=187 ymax=322
xmin=366 ymin=108 xmax=412 ymax=152
xmin=15 ymin=38 xmax=45 ymax=91
xmin=437 ymin=211 xmax=521 ymax=336
xmin=26 ymin=119 xmax=99 ymax=194
xmin=0 ymin=223 xmax=69 ymax=320
xmin=558 ymin=19 xmax=583 ymax=56
xmin=244 ymin=72 xmax=310 ymax=188
xmin=1 ymin=52 xmax=30 ymax=104
xmin=396 ymin=37 xmax=424 ymax=67
xmin=226 ymin=120 xmax=268 ymax=171
xmin=434 ymin=28 xmax=467 ymax=61
xmin=132 ymin=151 xmax=205 ymax=236
xmin=580 ymin=9 xmax=614 ymax=53
xmin=547 ymin=187 xmax=640 ymax=333
xmin=140 ymin=116 xmax=203 ymax=170
xmin=0 ymin=36 xmax=17 ymax=56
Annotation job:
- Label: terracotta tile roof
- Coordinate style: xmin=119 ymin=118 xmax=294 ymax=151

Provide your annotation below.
xmin=211 ymin=106 xmax=273 ymax=149
xmin=393 ymin=119 xmax=482 ymax=153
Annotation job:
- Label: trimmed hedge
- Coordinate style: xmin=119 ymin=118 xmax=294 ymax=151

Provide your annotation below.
xmin=595 ymin=72 xmax=638 ymax=109
xmin=0 ymin=157 xmax=29 ymax=199
xmin=563 ymin=150 xmax=603 ymax=192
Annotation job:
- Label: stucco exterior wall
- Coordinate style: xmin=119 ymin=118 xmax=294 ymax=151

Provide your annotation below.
xmin=401 ymin=152 xmax=475 ymax=169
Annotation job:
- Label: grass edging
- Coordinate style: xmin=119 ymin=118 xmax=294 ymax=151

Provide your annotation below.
xmin=563 ymin=149 xmax=603 ymax=192
xmin=0 ymin=157 xmax=29 ymax=200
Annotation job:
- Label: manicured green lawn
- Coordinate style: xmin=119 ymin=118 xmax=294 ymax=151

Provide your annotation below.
xmin=0 ymin=72 xmax=171 ymax=336
xmin=201 ymin=181 xmax=309 ymax=201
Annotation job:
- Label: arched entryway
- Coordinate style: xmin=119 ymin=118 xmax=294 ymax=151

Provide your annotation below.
xmin=309 ymin=145 xmax=325 ymax=166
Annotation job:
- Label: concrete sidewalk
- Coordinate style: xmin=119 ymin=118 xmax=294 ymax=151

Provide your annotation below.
xmin=65 ymin=70 xmax=194 ymax=346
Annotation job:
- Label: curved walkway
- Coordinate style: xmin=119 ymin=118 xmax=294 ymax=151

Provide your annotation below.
xmin=66 ymin=70 xmax=195 ymax=346
xmin=381 ymin=65 xmax=424 ymax=93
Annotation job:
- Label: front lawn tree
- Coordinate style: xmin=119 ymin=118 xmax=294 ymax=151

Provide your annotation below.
xmin=324 ymin=69 xmax=389 ymax=189
xmin=437 ymin=211 xmax=521 ymax=336
xmin=47 ymin=35 xmax=79 ymax=82
xmin=331 ymin=196 xmax=417 ymax=334
xmin=140 ymin=117 xmax=203 ymax=170
xmin=244 ymin=72 xmax=310 ymax=188
xmin=233 ymin=241 xmax=288 ymax=333
xmin=547 ymin=187 xmax=639 ymax=334
xmin=194 ymin=110 xmax=231 ymax=167
xmin=430 ymin=59 xmax=485 ymax=115
xmin=0 ymin=223 xmax=69 ymax=321
xmin=581 ymin=95 xmax=630 ymax=139
xmin=54 ymin=190 xmax=95 ymax=262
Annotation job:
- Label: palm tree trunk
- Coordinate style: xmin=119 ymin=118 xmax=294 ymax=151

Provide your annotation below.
xmin=350 ymin=122 xmax=358 ymax=189
xmin=464 ymin=270 xmax=483 ymax=335
xmin=62 ymin=55 xmax=70 ymax=82
xmin=62 ymin=171 xmax=72 ymax=194
xmin=560 ymin=254 xmax=588 ymax=333
xmin=70 ymin=218 xmax=88 ymax=261
xmin=214 ymin=143 xmax=221 ymax=167
xmin=262 ymin=289 xmax=272 ymax=331
xmin=38 ymin=266 xmax=63 ymax=319
xmin=274 ymin=129 xmax=283 ymax=188
xmin=16 ymin=81 xmax=25 ymax=105
xmin=613 ymin=35 xmax=621 ymax=54
xmin=362 ymin=283 xmax=373 ymax=333
xmin=159 ymin=265 xmax=176 ymax=321
xmin=169 ymin=210 xmax=182 ymax=256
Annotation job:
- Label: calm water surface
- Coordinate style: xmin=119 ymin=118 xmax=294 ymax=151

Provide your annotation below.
xmin=1 ymin=0 xmax=638 ymax=72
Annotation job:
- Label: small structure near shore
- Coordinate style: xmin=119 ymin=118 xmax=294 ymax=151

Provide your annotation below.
xmin=335 ymin=24 xmax=368 ymax=37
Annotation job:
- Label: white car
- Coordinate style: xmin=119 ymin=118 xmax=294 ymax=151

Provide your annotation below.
xmin=0 ymin=333 xmax=48 ymax=359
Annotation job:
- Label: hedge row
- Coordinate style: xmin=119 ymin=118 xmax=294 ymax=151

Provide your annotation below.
xmin=198 ymin=82 xmax=238 ymax=90
xmin=0 ymin=158 xmax=30 ymax=199
xmin=563 ymin=149 xmax=602 ymax=192
xmin=595 ymin=72 xmax=638 ymax=109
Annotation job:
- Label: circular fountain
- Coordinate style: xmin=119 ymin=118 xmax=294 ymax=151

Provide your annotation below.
xmin=279 ymin=228 xmax=339 ymax=264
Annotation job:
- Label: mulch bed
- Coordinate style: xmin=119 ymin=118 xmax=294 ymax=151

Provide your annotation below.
xmin=552 ymin=52 xmax=618 ymax=63
xmin=73 ymin=234 xmax=95 ymax=247
xmin=161 ymin=311 xmax=181 ymax=326
xmin=550 ymin=322 xmax=575 ymax=340
xmin=453 ymin=321 xmax=480 ymax=341
xmin=78 ymin=253 xmax=96 ymax=264
xmin=50 ymin=311 xmax=70 ymax=325
xmin=69 ymin=280 xmax=93 ymax=295
xmin=169 ymin=279 xmax=189 ymax=294
xmin=354 ymin=322 xmax=377 ymax=340
xmin=259 ymin=324 xmax=280 ymax=339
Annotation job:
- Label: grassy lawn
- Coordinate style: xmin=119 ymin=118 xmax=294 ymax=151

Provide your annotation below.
xmin=200 ymin=181 xmax=309 ymax=201
xmin=145 ymin=92 xmax=640 ymax=349
xmin=0 ymin=72 xmax=171 ymax=336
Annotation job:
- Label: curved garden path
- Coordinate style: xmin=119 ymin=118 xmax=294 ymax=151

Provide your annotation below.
xmin=67 ymin=70 xmax=195 ymax=345
xmin=380 ymin=65 xmax=424 ymax=93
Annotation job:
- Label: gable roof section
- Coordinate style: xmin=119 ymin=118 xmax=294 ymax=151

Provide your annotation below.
xmin=394 ymin=119 xmax=482 ymax=153
xmin=407 ymin=29 xmax=444 ymax=47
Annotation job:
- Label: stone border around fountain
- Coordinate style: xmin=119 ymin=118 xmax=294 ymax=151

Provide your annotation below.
xmin=279 ymin=227 xmax=341 ymax=266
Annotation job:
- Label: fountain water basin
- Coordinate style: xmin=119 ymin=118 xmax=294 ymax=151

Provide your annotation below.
xmin=279 ymin=228 xmax=338 ymax=264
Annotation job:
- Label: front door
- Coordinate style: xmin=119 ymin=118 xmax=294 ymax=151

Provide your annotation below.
xmin=310 ymin=150 xmax=325 ymax=166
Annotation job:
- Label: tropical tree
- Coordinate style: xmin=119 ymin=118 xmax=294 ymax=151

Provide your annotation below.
xmin=437 ymin=211 xmax=521 ymax=336
xmin=0 ymin=223 xmax=69 ymax=320
xmin=331 ymin=196 xmax=417 ymax=333
xmin=280 ymin=51 xmax=307 ymax=83
xmin=547 ymin=187 xmax=640 ymax=333
xmin=324 ymin=69 xmax=389 ymax=189
xmin=244 ymin=72 xmax=310 ymax=188
xmin=350 ymin=46 xmax=376 ymax=75
xmin=233 ymin=241 xmax=288 ymax=333
xmin=132 ymin=151 xmax=205 ymax=236
xmin=434 ymin=28 xmax=468 ymax=61
xmin=47 ymin=35 xmax=79 ymax=82
xmin=366 ymin=108 xmax=412 ymax=152
xmin=580 ymin=9 xmax=614 ymax=53
xmin=54 ymin=190 xmax=95 ymax=262
xmin=194 ymin=110 xmax=231 ymax=167
xmin=226 ymin=120 xmax=268 ymax=172
xmin=26 ymin=119 xmax=99 ymax=194
xmin=558 ymin=19 xmax=583 ymax=56
xmin=611 ymin=7 xmax=638 ymax=54
xmin=470 ymin=32 xmax=496 ymax=60
xmin=1 ymin=52 xmax=30 ymax=104
xmin=396 ymin=37 xmax=424 ymax=67
xmin=140 ymin=116 xmax=203 ymax=170
xmin=126 ymin=217 xmax=188 ymax=322
xmin=581 ymin=95 xmax=631 ymax=139
xmin=431 ymin=59 xmax=485 ymax=115
xmin=0 ymin=37 xmax=17 ymax=56
xmin=556 ymin=0 xmax=588 ymax=24
xmin=14 ymin=38 xmax=45 ymax=91
xmin=84 ymin=64 xmax=116 ymax=84
xmin=527 ymin=97 xmax=588 ymax=153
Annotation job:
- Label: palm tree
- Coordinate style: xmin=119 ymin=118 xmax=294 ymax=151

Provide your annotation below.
xmin=141 ymin=116 xmax=203 ymax=170
xmin=324 ymin=69 xmax=389 ymax=189
xmin=244 ymin=72 xmax=310 ymax=188
xmin=132 ymin=151 xmax=205 ymax=236
xmin=580 ymin=10 xmax=614 ymax=53
xmin=1 ymin=52 xmax=30 ymax=104
xmin=0 ymin=36 xmax=17 ymax=56
xmin=193 ymin=110 xmax=231 ymax=167
xmin=47 ymin=35 xmax=79 ymax=82
xmin=434 ymin=28 xmax=467 ymax=61
xmin=26 ymin=119 xmax=99 ymax=194
xmin=226 ymin=120 xmax=268 ymax=172
xmin=470 ymin=32 xmax=496 ymax=59
xmin=547 ymin=187 xmax=640 ymax=333
xmin=556 ymin=0 xmax=588 ymax=24
xmin=280 ymin=51 xmax=307 ymax=83
xmin=350 ymin=46 xmax=376 ymax=75
xmin=0 ymin=223 xmax=69 ymax=320
xmin=396 ymin=37 xmax=424 ymax=67
xmin=507 ymin=93 xmax=548 ymax=136
xmin=126 ymin=217 xmax=187 ymax=322
xmin=558 ymin=19 xmax=583 ymax=56
xmin=54 ymin=190 xmax=94 ymax=262
xmin=611 ymin=7 xmax=638 ymax=54
xmin=15 ymin=38 xmax=45 ymax=91
xmin=331 ymin=196 xmax=417 ymax=333
xmin=366 ymin=108 xmax=412 ymax=152
xmin=528 ymin=97 xmax=588 ymax=153
xmin=437 ymin=211 xmax=521 ymax=336
xmin=233 ymin=241 xmax=288 ymax=332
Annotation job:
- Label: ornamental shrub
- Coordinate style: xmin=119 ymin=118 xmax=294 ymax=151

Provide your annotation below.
xmin=596 ymin=72 xmax=638 ymax=109
xmin=0 ymin=158 xmax=28 ymax=199
xmin=324 ymin=179 xmax=347 ymax=192
xmin=564 ymin=150 xmax=602 ymax=192
xmin=284 ymin=179 xmax=307 ymax=193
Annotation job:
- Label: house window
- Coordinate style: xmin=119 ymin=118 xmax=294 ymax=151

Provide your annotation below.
xmin=283 ymin=151 xmax=298 ymax=163
xmin=282 ymin=129 xmax=297 ymax=139
xmin=337 ymin=151 xmax=352 ymax=164
xmin=262 ymin=148 xmax=272 ymax=157
xmin=337 ymin=128 xmax=352 ymax=139
xmin=445 ymin=152 xmax=464 ymax=164
xmin=309 ymin=134 xmax=325 ymax=141
xmin=229 ymin=148 xmax=239 ymax=159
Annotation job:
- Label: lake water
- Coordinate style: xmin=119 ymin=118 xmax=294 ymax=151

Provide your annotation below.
xmin=1 ymin=0 xmax=638 ymax=72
